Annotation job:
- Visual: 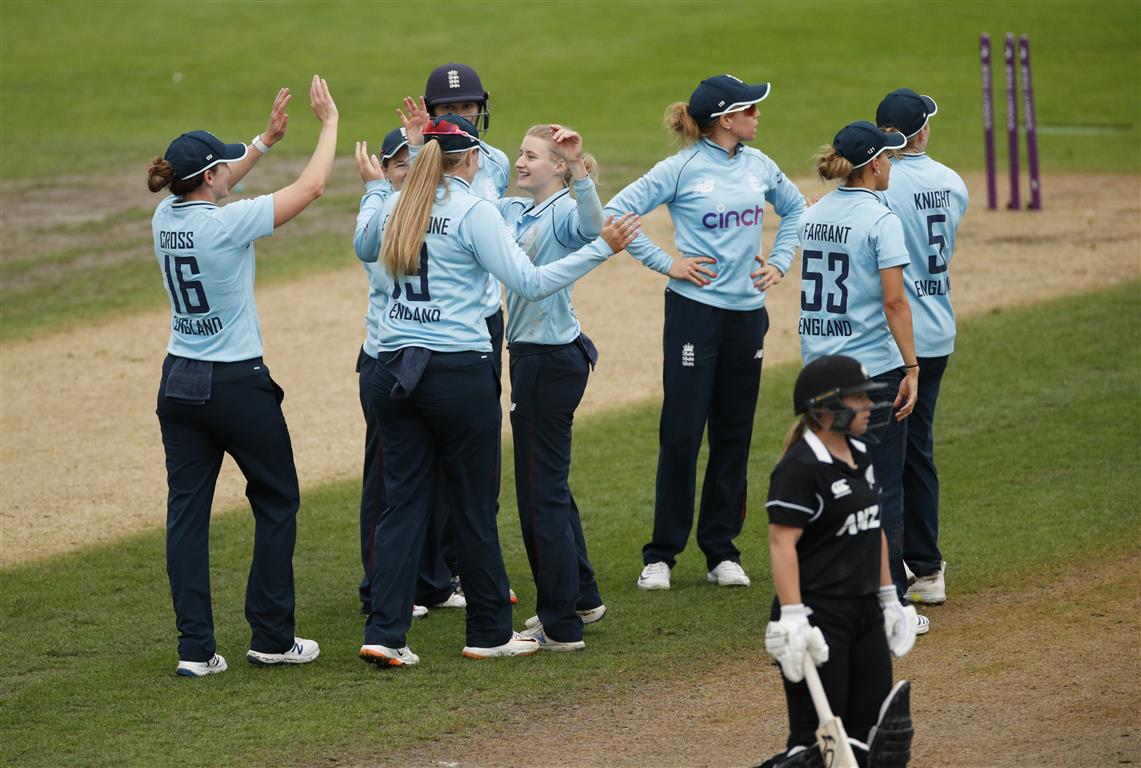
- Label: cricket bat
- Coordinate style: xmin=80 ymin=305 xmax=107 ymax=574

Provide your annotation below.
xmin=803 ymin=654 xmax=860 ymax=768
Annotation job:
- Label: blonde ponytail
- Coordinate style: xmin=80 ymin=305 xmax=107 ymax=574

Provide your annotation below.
xmin=781 ymin=417 xmax=810 ymax=456
xmin=382 ymin=141 xmax=456 ymax=277
xmin=814 ymin=144 xmax=855 ymax=183
xmin=664 ymin=102 xmax=711 ymax=148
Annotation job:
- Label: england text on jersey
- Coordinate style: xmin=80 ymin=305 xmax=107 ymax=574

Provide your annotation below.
xmin=172 ymin=316 xmax=223 ymax=336
xmin=914 ymin=276 xmax=950 ymax=297
xmin=388 ymin=302 xmax=442 ymax=324
xmin=798 ymin=317 xmax=853 ymax=337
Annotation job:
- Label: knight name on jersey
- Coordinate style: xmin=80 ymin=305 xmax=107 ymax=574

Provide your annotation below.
xmin=835 ymin=504 xmax=880 ymax=537
xmin=701 ymin=205 xmax=763 ymax=229
xmin=388 ymin=302 xmax=442 ymax=324
xmin=915 ymin=276 xmax=950 ymax=297
xmin=159 ymin=230 xmax=195 ymax=249
xmin=172 ymin=315 xmax=223 ymax=336
xmin=912 ymin=189 xmax=952 ymax=210
xmin=801 ymin=222 xmax=852 ymax=244
xmin=798 ymin=317 xmax=853 ymax=337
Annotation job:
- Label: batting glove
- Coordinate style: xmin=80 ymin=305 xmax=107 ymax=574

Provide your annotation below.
xmin=878 ymin=586 xmax=917 ymax=658
xmin=765 ymin=604 xmax=827 ymax=683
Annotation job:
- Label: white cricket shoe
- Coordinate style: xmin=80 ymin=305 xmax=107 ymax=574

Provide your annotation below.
xmin=914 ymin=612 xmax=931 ymax=635
xmin=359 ymin=643 xmax=420 ymax=667
xmin=412 ymin=604 xmax=429 ymax=619
xmin=461 ymin=631 xmax=540 ymax=660
xmin=637 ymin=562 xmax=671 ymax=590
xmin=707 ymin=560 xmax=751 ymax=587
xmin=906 ymin=561 xmax=947 ymax=605
xmin=520 ymin=623 xmax=586 ymax=652
xmin=432 ymin=592 xmax=467 ymax=609
xmin=246 ymin=637 xmax=320 ymax=666
xmin=524 ymin=603 xmax=607 ymax=629
xmin=176 ymin=653 xmax=227 ymax=677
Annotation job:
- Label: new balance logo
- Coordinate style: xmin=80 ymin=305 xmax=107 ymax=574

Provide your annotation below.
xmin=836 ymin=505 xmax=880 ymax=536
xmin=447 ymin=69 xmax=461 ymax=88
xmin=831 ymin=479 xmax=851 ymax=499
xmin=754 ymin=349 xmax=763 ymax=359
xmin=681 ymin=343 xmax=695 ymax=368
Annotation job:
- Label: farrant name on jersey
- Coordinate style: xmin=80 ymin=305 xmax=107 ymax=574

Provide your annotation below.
xmin=802 ymin=223 xmax=852 ymax=243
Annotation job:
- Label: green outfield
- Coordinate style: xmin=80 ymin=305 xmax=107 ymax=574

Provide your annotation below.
xmin=2 ymin=284 xmax=1138 ymax=768
xmin=2 ymin=0 xmax=1138 ymax=180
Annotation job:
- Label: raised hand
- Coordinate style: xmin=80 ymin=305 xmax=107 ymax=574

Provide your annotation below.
xmin=355 ymin=141 xmax=385 ymax=183
xmin=309 ymin=75 xmax=338 ymax=125
xmin=669 ymin=255 xmax=718 ymax=287
xmin=262 ymin=87 xmax=291 ymax=147
xmin=600 ymin=213 xmax=640 ymax=253
xmin=398 ymin=96 xmax=431 ymax=147
xmin=550 ymin=124 xmax=583 ymax=163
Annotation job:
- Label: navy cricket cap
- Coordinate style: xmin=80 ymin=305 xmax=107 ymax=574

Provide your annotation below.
xmin=794 ymin=355 xmax=887 ymax=415
xmin=164 ymin=130 xmax=247 ymax=180
xmin=832 ymin=121 xmax=907 ymax=169
xmin=424 ymin=62 xmax=488 ymax=108
xmin=876 ymin=88 xmax=938 ymax=138
xmin=687 ymin=74 xmax=770 ymax=124
xmin=423 ymin=114 xmax=481 ymax=153
xmin=380 ymin=127 xmax=409 ymax=162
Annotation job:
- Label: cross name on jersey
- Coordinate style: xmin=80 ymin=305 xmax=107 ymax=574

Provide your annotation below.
xmin=835 ymin=504 xmax=880 ymax=537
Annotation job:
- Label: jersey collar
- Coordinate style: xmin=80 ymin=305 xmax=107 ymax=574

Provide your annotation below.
xmin=803 ymin=430 xmax=868 ymax=463
xmin=700 ymin=137 xmax=746 ymax=158
xmin=836 ymin=186 xmax=883 ymax=201
xmin=523 ymin=187 xmax=570 ymax=220
xmin=445 ymin=175 xmax=473 ymax=192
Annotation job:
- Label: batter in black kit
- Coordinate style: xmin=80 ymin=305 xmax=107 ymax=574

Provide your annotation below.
xmin=758 ymin=355 xmax=917 ymax=768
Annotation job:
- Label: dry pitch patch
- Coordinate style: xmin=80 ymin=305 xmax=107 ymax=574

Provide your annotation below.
xmin=351 ymin=552 xmax=1141 ymax=768
xmin=1 ymin=171 xmax=1138 ymax=566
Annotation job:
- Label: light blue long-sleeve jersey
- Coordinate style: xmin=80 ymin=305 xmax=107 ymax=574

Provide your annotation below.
xmin=603 ymin=138 xmax=806 ymax=311
xmin=151 ymin=194 xmax=275 ymax=361
xmin=355 ymin=176 xmax=614 ymax=353
xmin=495 ymin=178 xmax=603 ymax=345
xmin=358 ymin=180 xmax=395 ymax=358
xmin=797 ymin=187 xmax=912 ymax=377
xmin=410 ymin=140 xmax=511 ymax=317
xmin=882 ymin=153 xmax=969 ymax=357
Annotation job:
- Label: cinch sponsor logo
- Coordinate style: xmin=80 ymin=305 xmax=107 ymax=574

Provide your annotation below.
xmin=701 ymin=205 xmax=763 ymax=229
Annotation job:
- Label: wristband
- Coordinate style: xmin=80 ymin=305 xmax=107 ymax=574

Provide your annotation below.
xmin=251 ymin=134 xmax=271 ymax=154
xmin=904 ymin=363 xmax=919 ymax=369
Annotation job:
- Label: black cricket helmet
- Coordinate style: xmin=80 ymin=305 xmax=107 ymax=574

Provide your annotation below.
xmin=424 ymin=63 xmax=490 ymax=134
xmin=793 ymin=355 xmax=889 ymax=435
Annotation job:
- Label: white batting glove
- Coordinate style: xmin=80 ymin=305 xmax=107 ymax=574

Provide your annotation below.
xmin=765 ymin=604 xmax=814 ymax=683
xmin=805 ymin=625 xmax=830 ymax=667
xmin=878 ymin=586 xmax=917 ymax=658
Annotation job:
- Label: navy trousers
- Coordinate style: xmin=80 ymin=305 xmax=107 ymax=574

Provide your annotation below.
xmin=365 ymin=351 xmax=512 ymax=649
xmin=510 ymin=340 xmax=603 ymax=642
xmin=865 ymin=367 xmax=909 ymax=599
xmin=157 ymin=355 xmax=299 ymax=662
xmin=357 ymin=348 xmax=453 ymax=608
xmin=644 ymin=289 xmax=768 ymax=570
xmin=436 ymin=309 xmax=504 ymax=580
xmin=902 ymin=355 xmax=949 ymax=577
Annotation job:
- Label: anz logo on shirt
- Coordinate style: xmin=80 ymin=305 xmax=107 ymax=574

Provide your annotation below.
xmin=834 ymin=504 xmax=880 ymax=537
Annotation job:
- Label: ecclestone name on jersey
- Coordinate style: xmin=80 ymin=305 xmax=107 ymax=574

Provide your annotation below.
xmin=172 ymin=315 xmax=223 ymax=336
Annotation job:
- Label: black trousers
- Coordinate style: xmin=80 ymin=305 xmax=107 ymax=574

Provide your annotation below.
xmin=157 ymin=355 xmax=299 ymax=662
xmin=509 ymin=340 xmax=603 ymax=642
xmin=365 ymin=351 xmax=512 ymax=649
xmin=644 ymin=289 xmax=768 ymax=570
xmin=357 ymin=348 xmax=453 ymax=607
xmin=771 ymin=594 xmax=893 ymax=750
xmin=902 ymin=355 xmax=949 ymax=577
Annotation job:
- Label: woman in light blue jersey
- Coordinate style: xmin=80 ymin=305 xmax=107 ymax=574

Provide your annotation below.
xmin=608 ymin=74 xmax=807 ymax=593
xmin=147 ymin=76 xmax=338 ymax=677
xmin=877 ymin=89 xmax=969 ymax=608
xmin=495 ymin=124 xmax=607 ymax=651
xmin=796 ymin=120 xmax=927 ymax=635
xmin=355 ymin=115 xmax=637 ymax=667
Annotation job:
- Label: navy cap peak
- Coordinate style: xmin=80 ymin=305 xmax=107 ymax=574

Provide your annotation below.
xmin=876 ymin=88 xmax=938 ymax=138
xmin=832 ymin=121 xmax=907 ymax=169
xmin=687 ymin=74 xmax=770 ymax=124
